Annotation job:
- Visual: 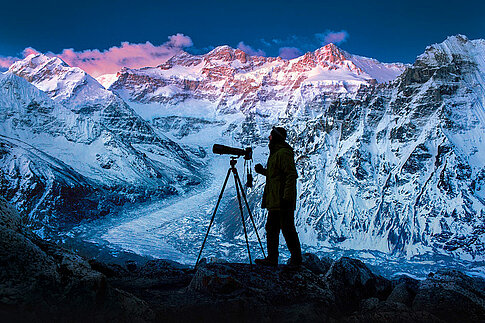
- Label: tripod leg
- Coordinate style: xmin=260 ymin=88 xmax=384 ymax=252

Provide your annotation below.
xmin=233 ymin=170 xmax=252 ymax=265
xmin=234 ymin=172 xmax=266 ymax=258
xmin=195 ymin=167 xmax=232 ymax=268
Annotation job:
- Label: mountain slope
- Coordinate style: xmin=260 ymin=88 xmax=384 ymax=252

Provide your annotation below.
xmin=1 ymin=60 xmax=203 ymax=227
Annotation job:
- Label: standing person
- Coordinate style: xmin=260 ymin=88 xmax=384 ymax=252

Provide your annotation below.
xmin=254 ymin=126 xmax=302 ymax=267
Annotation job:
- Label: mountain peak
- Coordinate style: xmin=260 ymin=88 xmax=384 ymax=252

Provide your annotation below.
xmin=9 ymin=51 xmax=111 ymax=107
xmin=314 ymin=43 xmax=348 ymax=64
xmin=416 ymin=34 xmax=484 ymax=69
xmin=205 ymin=45 xmax=239 ymax=62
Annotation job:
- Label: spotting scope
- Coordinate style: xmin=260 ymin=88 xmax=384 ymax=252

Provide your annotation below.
xmin=212 ymin=144 xmax=252 ymax=160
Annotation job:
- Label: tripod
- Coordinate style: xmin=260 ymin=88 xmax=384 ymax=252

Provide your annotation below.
xmin=195 ymin=157 xmax=265 ymax=267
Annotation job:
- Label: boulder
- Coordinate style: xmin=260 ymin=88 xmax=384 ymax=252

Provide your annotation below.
xmin=412 ymin=270 xmax=485 ymax=321
xmin=387 ymin=275 xmax=420 ymax=306
xmin=325 ymin=257 xmax=392 ymax=312
xmin=302 ymin=252 xmax=333 ymax=275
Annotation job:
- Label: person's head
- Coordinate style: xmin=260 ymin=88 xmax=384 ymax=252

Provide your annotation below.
xmin=269 ymin=126 xmax=287 ymax=144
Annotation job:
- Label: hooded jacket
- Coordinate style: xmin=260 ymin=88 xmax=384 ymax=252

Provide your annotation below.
xmin=261 ymin=142 xmax=298 ymax=210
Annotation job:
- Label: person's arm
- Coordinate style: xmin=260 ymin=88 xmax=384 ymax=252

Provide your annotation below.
xmin=255 ymin=163 xmax=267 ymax=176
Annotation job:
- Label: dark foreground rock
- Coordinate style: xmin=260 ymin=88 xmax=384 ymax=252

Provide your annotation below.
xmin=2 ymin=196 xmax=485 ymax=322
xmin=0 ymin=197 xmax=154 ymax=323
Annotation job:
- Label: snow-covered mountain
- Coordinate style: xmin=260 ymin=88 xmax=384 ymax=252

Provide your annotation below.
xmin=275 ymin=35 xmax=485 ymax=260
xmin=102 ymin=36 xmax=484 ymax=261
xmin=1 ymin=56 xmax=203 ymax=227
xmin=106 ymin=43 xmax=405 ymax=116
xmin=2 ymin=37 xmax=484 ymax=264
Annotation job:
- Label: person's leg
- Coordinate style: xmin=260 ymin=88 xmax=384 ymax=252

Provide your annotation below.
xmin=280 ymin=209 xmax=302 ymax=263
xmin=265 ymin=210 xmax=281 ymax=262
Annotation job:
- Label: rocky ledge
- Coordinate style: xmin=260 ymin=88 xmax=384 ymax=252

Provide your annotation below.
xmin=92 ymin=255 xmax=485 ymax=322
xmin=2 ymin=195 xmax=485 ymax=322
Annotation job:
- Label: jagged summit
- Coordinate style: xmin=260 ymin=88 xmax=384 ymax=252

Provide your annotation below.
xmin=417 ymin=34 xmax=485 ymax=72
xmin=9 ymin=52 xmax=111 ymax=109
xmin=108 ymin=42 xmax=406 ymax=113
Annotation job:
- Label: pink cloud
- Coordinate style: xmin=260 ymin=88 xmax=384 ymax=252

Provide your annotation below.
xmin=278 ymin=47 xmax=302 ymax=60
xmin=0 ymin=34 xmax=193 ymax=77
xmin=316 ymin=30 xmax=349 ymax=45
xmin=237 ymin=41 xmax=266 ymax=56
xmin=57 ymin=34 xmax=193 ymax=77
xmin=0 ymin=56 xmax=17 ymax=69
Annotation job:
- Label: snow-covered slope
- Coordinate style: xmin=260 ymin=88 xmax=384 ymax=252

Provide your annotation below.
xmin=1 ymin=58 xmax=203 ymax=226
xmin=245 ymin=35 xmax=485 ymax=260
xmin=0 ymin=135 xmax=101 ymax=230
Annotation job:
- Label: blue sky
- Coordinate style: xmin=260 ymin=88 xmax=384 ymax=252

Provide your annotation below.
xmin=1 ymin=0 xmax=484 ymax=74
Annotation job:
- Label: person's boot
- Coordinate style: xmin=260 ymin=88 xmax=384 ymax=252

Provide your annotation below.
xmin=255 ymin=257 xmax=278 ymax=266
xmin=286 ymin=256 xmax=302 ymax=267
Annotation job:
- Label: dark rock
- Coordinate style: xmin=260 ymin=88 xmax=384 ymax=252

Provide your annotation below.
xmin=387 ymin=275 xmax=420 ymax=306
xmin=325 ymin=257 xmax=392 ymax=312
xmin=125 ymin=259 xmax=138 ymax=272
xmin=412 ymin=269 xmax=485 ymax=321
xmin=189 ymin=265 xmax=244 ymax=295
xmin=181 ymin=261 xmax=337 ymax=322
xmin=302 ymin=252 xmax=333 ymax=275
xmin=89 ymin=258 xmax=128 ymax=278
xmin=360 ymin=297 xmax=380 ymax=312
xmin=343 ymin=300 xmax=442 ymax=323
xmin=0 ymin=197 xmax=154 ymax=322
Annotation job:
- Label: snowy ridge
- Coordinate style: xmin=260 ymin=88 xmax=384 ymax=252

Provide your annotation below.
xmin=108 ymin=43 xmax=406 ymax=116
xmin=0 ymin=134 xmax=97 ymax=229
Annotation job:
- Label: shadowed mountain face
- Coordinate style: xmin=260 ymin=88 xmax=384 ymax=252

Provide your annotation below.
xmin=271 ymin=35 xmax=485 ymax=259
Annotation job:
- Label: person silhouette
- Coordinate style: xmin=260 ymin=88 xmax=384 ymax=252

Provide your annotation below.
xmin=254 ymin=126 xmax=302 ymax=267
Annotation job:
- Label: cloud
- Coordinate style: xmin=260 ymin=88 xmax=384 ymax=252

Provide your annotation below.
xmin=58 ymin=34 xmax=193 ymax=77
xmin=0 ymin=57 xmax=17 ymax=69
xmin=278 ymin=47 xmax=302 ymax=60
xmin=315 ymin=30 xmax=349 ymax=45
xmin=237 ymin=42 xmax=266 ymax=56
xmin=0 ymin=34 xmax=193 ymax=77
